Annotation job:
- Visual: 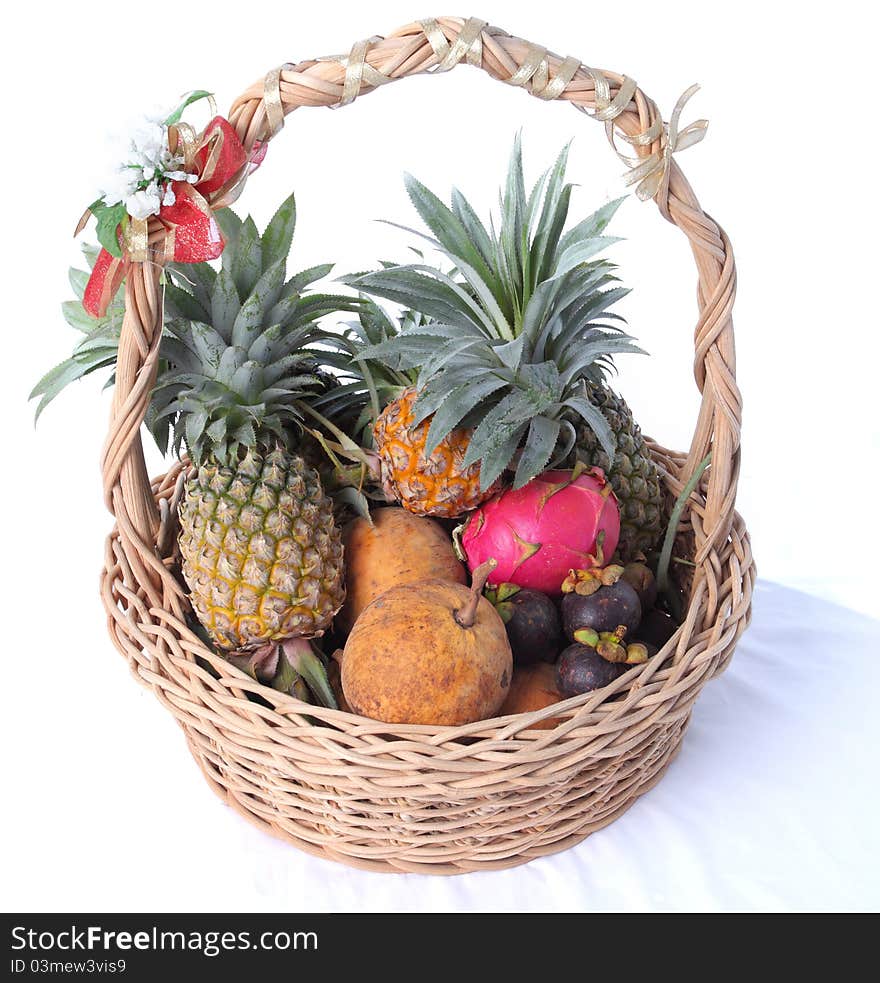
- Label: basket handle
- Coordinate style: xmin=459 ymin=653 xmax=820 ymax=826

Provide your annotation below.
xmin=102 ymin=16 xmax=739 ymax=598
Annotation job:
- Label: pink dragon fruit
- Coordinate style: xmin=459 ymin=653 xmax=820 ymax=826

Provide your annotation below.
xmin=459 ymin=469 xmax=620 ymax=595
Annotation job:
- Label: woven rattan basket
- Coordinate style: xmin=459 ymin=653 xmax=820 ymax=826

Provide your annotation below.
xmin=98 ymin=16 xmax=754 ymax=874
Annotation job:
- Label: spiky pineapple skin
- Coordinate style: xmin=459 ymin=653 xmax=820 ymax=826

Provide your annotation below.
xmin=179 ymin=447 xmax=345 ymax=651
xmin=373 ymin=387 xmax=500 ymax=519
xmin=571 ymin=384 xmax=666 ymax=562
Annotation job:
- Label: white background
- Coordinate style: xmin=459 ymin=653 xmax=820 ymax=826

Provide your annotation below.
xmin=2 ymin=0 xmax=878 ymax=912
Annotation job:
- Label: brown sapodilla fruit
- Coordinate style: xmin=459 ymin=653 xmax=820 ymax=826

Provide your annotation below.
xmin=337 ymin=507 xmax=466 ymax=636
xmin=341 ymin=560 xmax=512 ymax=725
xmin=498 ymin=661 xmax=564 ymax=730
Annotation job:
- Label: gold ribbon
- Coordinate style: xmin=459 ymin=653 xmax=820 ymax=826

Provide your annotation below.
xmin=506 ymin=44 xmax=548 ymax=88
xmin=419 ymin=16 xmax=487 ymax=70
xmin=533 ymin=54 xmax=581 ymax=101
xmin=125 ymin=217 xmax=149 ymax=263
xmin=264 ymin=63 xmax=295 ymax=136
xmin=605 ymin=83 xmax=708 ymax=201
xmin=317 ymin=37 xmax=393 ymax=107
xmin=590 ymin=71 xmax=638 ymax=122
xmin=502 ymin=45 xmax=582 ymax=100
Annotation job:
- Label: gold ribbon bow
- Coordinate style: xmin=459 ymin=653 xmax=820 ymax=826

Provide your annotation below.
xmin=603 ymin=83 xmax=709 ymax=202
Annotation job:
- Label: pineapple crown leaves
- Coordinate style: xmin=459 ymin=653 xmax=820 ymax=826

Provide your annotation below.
xmin=163 ymin=192 xmax=358 ymax=341
xmin=150 ymin=192 xmax=363 ymax=467
xmin=150 ymin=318 xmax=326 ymax=466
xmin=312 ymin=298 xmax=425 ymax=438
xmin=347 ymin=135 xmax=645 ymax=490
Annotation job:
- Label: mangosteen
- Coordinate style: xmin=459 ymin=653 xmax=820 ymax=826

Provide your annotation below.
xmin=620 ymin=562 xmax=658 ymax=611
xmin=487 ymin=584 xmax=561 ymax=664
xmin=637 ymin=608 xmax=677 ymax=649
xmin=561 ymin=579 xmax=642 ymax=642
xmin=556 ymin=643 xmax=627 ymax=696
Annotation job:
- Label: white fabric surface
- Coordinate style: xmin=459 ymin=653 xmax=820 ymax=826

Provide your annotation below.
xmin=5 ymin=580 xmax=878 ymax=912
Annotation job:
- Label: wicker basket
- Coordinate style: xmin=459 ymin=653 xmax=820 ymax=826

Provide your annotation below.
xmin=98 ymin=16 xmax=754 ymax=874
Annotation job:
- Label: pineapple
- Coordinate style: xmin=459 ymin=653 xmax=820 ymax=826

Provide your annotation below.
xmin=320 ymin=301 xmax=499 ymax=517
xmin=372 ymin=385 xmax=500 ymax=517
xmin=177 ymin=447 xmax=343 ymax=650
xmin=349 ymin=137 xmax=666 ymax=557
xmin=568 ymin=383 xmax=666 ymax=560
xmin=152 ymin=193 xmax=353 ymax=650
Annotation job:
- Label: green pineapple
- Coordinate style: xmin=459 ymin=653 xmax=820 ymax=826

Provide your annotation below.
xmin=347 ymin=136 xmax=666 ymax=557
xmin=568 ymin=382 xmax=666 ymax=560
xmin=152 ymin=193 xmax=355 ymax=651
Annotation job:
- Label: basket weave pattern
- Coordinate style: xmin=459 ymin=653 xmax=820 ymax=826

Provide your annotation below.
xmin=98 ymin=17 xmax=754 ymax=873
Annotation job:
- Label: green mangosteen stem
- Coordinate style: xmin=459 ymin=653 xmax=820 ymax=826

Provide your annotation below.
xmin=455 ymin=559 xmax=498 ymax=629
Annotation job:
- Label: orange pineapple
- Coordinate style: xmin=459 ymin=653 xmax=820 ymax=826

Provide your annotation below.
xmin=373 ymin=387 xmax=501 ymax=518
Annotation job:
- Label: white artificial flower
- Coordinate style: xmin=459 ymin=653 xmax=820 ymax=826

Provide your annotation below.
xmin=97 ymin=112 xmax=199 ymax=219
xmin=130 ymin=122 xmax=167 ymax=167
xmin=126 ymin=183 xmax=162 ymax=220
xmin=101 ymin=167 xmax=140 ymax=206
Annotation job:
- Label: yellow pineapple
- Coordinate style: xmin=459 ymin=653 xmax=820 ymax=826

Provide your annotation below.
xmin=373 ymin=387 xmax=500 ymax=518
xmin=153 ymin=194 xmax=354 ymax=651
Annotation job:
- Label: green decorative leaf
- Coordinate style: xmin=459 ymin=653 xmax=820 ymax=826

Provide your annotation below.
xmin=68 ymin=268 xmax=90 ymax=300
xmin=61 ymin=300 xmax=96 ymax=333
xmin=30 ymin=354 xmax=113 ymax=421
xmin=164 ymin=90 xmax=214 ymax=126
xmin=80 ymin=242 xmax=101 ymax=268
xmin=95 ymin=202 xmax=126 ymax=258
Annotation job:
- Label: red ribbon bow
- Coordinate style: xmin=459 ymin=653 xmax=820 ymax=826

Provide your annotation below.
xmin=83 ymin=117 xmax=265 ymax=318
